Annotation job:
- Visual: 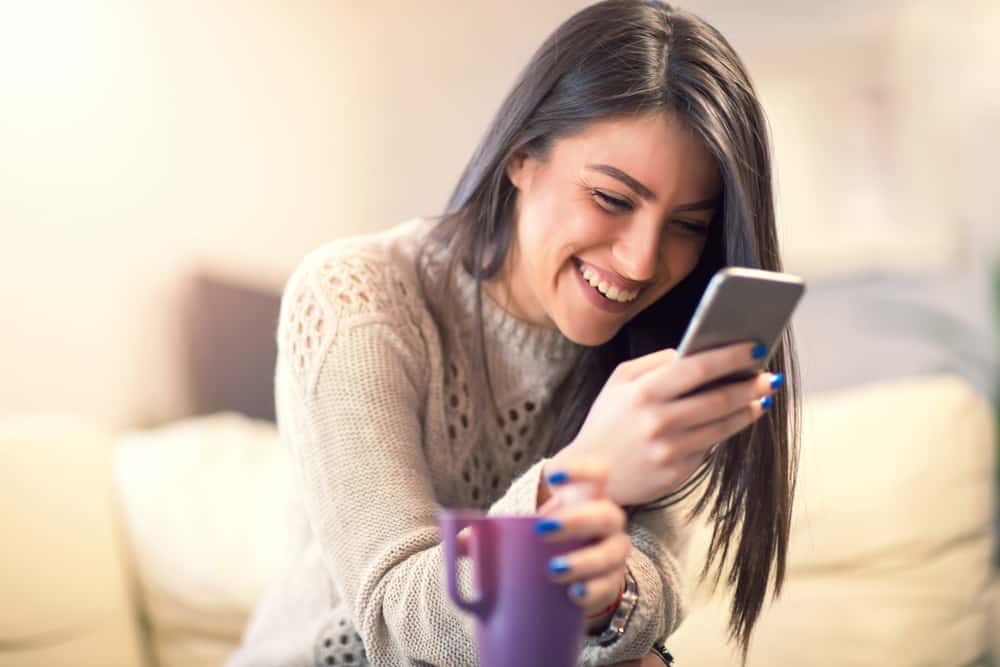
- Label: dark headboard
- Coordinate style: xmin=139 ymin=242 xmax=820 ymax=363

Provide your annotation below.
xmin=181 ymin=272 xmax=283 ymax=422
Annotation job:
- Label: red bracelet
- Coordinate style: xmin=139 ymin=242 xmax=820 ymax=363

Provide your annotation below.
xmin=585 ymin=577 xmax=626 ymax=620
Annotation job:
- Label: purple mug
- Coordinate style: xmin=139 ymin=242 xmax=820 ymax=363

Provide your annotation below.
xmin=437 ymin=509 xmax=586 ymax=667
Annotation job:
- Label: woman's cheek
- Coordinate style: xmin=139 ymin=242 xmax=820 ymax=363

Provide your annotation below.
xmin=663 ymin=237 xmax=705 ymax=283
xmin=564 ymin=205 xmax=608 ymax=247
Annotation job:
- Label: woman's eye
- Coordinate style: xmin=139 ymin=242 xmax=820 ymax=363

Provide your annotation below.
xmin=591 ymin=190 xmax=632 ymax=212
xmin=672 ymin=220 xmax=710 ymax=236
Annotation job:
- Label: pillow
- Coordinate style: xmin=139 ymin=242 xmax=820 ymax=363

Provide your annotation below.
xmin=112 ymin=413 xmax=289 ymax=667
xmin=668 ymin=374 xmax=997 ymax=666
xmin=181 ymin=273 xmax=282 ymax=422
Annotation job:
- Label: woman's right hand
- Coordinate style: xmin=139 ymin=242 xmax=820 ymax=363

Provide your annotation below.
xmin=542 ymin=341 xmax=783 ymax=508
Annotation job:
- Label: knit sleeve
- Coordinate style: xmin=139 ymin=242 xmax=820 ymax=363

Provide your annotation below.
xmin=274 ymin=247 xmax=495 ymax=666
xmin=577 ymin=507 xmax=690 ymax=665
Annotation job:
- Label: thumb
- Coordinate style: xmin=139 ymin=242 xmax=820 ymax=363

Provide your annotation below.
xmin=547 ymin=457 xmax=609 ymax=501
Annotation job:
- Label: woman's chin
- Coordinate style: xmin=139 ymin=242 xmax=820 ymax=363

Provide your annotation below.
xmin=557 ymin=320 xmax=620 ymax=347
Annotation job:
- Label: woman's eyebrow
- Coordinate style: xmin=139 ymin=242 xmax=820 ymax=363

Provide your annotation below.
xmin=585 ymin=163 xmax=719 ymax=212
xmin=673 ymin=197 xmax=719 ymax=213
xmin=585 ymin=163 xmax=656 ymax=201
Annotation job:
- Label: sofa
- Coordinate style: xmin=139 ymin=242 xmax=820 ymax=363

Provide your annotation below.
xmin=0 ymin=371 xmax=996 ymax=667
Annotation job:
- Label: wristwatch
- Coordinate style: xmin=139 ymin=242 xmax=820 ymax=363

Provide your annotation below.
xmin=595 ymin=567 xmax=639 ymax=647
xmin=651 ymin=641 xmax=675 ymax=665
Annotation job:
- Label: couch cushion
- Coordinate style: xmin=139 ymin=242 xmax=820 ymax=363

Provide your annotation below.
xmin=669 ymin=374 xmax=997 ymax=666
xmin=0 ymin=414 xmax=146 ymax=667
xmin=112 ymin=413 xmax=289 ymax=667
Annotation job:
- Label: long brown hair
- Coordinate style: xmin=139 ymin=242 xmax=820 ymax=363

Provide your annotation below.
xmin=421 ymin=1 xmax=800 ymax=661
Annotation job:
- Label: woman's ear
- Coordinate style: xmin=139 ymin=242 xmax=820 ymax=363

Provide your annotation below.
xmin=506 ymin=150 xmax=533 ymax=191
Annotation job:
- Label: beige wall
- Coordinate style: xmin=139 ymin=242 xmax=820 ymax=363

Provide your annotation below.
xmin=0 ymin=1 xmax=590 ymax=427
xmin=1 ymin=1 xmax=995 ymax=428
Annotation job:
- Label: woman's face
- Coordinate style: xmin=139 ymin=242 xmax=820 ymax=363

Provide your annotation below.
xmin=490 ymin=111 xmax=722 ymax=346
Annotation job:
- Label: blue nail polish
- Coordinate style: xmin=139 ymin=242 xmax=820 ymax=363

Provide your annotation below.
xmin=569 ymin=582 xmax=587 ymax=599
xmin=760 ymin=395 xmax=774 ymax=410
xmin=770 ymin=373 xmax=784 ymax=390
xmin=548 ymin=556 xmax=571 ymax=575
xmin=546 ymin=471 xmax=569 ymax=486
xmin=535 ymin=518 xmax=562 ymax=536
xmin=751 ymin=344 xmax=768 ymax=360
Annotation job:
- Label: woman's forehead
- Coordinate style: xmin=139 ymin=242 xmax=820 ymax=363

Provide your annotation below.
xmin=554 ymin=113 xmax=721 ymax=198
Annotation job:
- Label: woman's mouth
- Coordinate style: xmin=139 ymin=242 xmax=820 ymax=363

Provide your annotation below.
xmin=574 ymin=258 xmax=640 ymax=303
xmin=570 ymin=257 xmax=643 ymax=314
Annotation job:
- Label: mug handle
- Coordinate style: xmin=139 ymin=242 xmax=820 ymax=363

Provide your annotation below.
xmin=437 ymin=511 xmax=491 ymax=618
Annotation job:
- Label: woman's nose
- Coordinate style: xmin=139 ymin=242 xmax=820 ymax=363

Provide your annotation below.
xmin=611 ymin=219 xmax=659 ymax=283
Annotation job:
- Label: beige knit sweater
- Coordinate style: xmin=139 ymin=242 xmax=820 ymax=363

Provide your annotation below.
xmin=226 ymin=218 xmax=689 ymax=667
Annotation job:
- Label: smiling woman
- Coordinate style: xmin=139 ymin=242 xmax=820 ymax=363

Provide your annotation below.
xmin=226 ymin=2 xmax=799 ymax=667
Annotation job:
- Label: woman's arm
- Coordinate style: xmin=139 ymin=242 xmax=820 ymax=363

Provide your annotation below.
xmin=275 ymin=252 xmax=580 ymax=666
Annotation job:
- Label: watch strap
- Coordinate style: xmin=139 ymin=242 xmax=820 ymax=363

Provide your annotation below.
xmin=595 ymin=566 xmax=639 ymax=647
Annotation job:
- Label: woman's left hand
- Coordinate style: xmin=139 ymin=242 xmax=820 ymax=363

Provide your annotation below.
xmin=609 ymin=652 xmax=670 ymax=667
xmin=535 ymin=459 xmax=631 ymax=621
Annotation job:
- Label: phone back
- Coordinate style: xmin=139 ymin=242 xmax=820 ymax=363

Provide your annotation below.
xmin=677 ymin=267 xmax=805 ymax=362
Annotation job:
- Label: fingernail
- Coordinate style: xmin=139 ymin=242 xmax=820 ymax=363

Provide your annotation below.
xmin=569 ymin=582 xmax=587 ymax=599
xmin=548 ymin=556 xmax=571 ymax=575
xmin=760 ymin=395 xmax=774 ymax=410
xmin=770 ymin=373 xmax=784 ymax=390
xmin=534 ymin=518 xmax=562 ymax=536
xmin=751 ymin=344 xmax=768 ymax=360
xmin=546 ymin=471 xmax=569 ymax=486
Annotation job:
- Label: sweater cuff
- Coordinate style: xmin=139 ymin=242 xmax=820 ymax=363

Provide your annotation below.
xmin=577 ymin=544 xmax=681 ymax=665
xmin=486 ymin=458 xmax=548 ymax=516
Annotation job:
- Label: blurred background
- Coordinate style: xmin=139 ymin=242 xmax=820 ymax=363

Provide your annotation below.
xmin=1 ymin=0 xmax=996 ymax=428
xmin=1 ymin=1 xmax=997 ymax=666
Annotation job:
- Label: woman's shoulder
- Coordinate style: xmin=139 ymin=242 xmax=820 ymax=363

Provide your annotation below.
xmin=276 ymin=219 xmax=441 ymax=397
xmin=279 ymin=218 xmax=436 ymax=333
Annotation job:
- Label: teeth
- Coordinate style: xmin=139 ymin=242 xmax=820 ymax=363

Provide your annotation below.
xmin=577 ymin=264 xmax=638 ymax=304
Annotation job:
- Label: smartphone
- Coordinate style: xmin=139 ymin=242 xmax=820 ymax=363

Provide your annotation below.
xmin=676 ymin=267 xmax=805 ymax=396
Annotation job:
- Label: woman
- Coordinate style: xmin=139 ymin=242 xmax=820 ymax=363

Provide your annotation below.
xmin=227 ymin=1 xmax=799 ymax=665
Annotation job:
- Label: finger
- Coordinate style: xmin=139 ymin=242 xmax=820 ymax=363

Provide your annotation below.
xmin=637 ymin=341 xmax=764 ymax=401
xmin=548 ymin=532 xmax=632 ymax=584
xmin=566 ymin=567 xmax=626 ymax=612
xmin=537 ymin=493 xmax=562 ymax=516
xmin=536 ymin=499 xmax=626 ymax=543
xmin=543 ymin=457 xmax=610 ymax=500
xmin=654 ymin=371 xmax=781 ymax=436
xmin=651 ymin=396 xmax=769 ymax=463
xmin=613 ymin=347 xmax=678 ymax=382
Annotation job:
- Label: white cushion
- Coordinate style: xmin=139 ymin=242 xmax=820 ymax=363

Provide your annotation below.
xmin=112 ymin=413 xmax=289 ymax=667
xmin=669 ymin=375 xmax=997 ymax=666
